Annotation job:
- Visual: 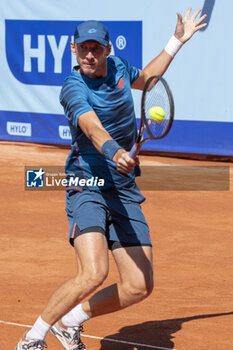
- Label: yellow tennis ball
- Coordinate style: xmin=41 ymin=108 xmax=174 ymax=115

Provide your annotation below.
xmin=149 ymin=106 xmax=165 ymax=122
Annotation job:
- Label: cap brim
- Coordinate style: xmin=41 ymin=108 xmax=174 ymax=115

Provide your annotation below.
xmin=74 ymin=35 xmax=109 ymax=47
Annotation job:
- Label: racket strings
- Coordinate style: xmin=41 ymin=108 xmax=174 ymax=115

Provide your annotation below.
xmin=144 ymin=80 xmax=171 ymax=138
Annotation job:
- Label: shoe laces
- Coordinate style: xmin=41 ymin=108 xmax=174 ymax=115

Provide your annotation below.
xmin=72 ymin=325 xmax=85 ymax=349
xmin=27 ymin=340 xmax=48 ymax=349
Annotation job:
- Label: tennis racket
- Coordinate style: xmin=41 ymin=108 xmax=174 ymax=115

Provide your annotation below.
xmin=129 ymin=75 xmax=174 ymax=159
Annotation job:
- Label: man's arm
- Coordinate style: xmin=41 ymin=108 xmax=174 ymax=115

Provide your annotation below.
xmin=132 ymin=8 xmax=207 ymax=90
xmin=78 ymin=111 xmax=137 ymax=174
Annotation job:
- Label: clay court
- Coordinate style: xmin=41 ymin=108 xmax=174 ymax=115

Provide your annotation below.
xmin=0 ymin=141 xmax=232 ymax=349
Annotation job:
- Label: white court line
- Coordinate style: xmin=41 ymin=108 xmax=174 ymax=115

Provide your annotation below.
xmin=0 ymin=319 xmax=176 ymax=350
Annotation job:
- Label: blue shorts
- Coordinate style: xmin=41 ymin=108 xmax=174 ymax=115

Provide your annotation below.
xmin=65 ymin=182 xmax=152 ymax=250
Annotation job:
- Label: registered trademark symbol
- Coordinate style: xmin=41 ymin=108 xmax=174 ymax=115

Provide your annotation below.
xmin=116 ymin=35 xmax=126 ymax=50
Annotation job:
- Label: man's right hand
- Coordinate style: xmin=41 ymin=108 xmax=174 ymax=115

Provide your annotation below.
xmin=113 ymin=149 xmax=139 ymax=174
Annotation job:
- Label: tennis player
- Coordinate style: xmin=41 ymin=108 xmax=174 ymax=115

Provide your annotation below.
xmin=16 ymin=8 xmax=207 ymax=350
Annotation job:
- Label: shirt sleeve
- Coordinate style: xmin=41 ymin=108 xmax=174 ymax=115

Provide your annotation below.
xmin=60 ymin=78 xmax=93 ymax=127
xmin=128 ymin=62 xmax=139 ymax=85
xmin=117 ymin=57 xmax=139 ymax=85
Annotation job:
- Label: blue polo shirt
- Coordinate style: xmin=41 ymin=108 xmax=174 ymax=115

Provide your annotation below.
xmin=60 ymin=55 xmax=140 ymax=190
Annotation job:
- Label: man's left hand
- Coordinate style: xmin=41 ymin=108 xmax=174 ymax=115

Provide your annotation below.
xmin=174 ymin=8 xmax=207 ymax=44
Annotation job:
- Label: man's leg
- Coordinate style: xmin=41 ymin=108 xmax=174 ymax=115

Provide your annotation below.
xmin=15 ymin=232 xmax=108 ymax=349
xmin=41 ymin=232 xmax=109 ymax=325
xmin=61 ymin=245 xmax=153 ymax=325
xmin=84 ymin=245 xmax=153 ymax=316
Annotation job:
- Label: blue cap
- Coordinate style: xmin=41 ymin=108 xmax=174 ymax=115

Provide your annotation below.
xmin=74 ymin=20 xmax=110 ymax=47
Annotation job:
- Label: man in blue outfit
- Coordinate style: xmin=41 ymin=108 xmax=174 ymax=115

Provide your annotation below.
xmin=16 ymin=9 xmax=207 ymax=350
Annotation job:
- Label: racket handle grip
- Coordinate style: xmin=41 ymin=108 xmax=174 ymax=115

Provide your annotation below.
xmin=129 ymin=143 xmax=139 ymax=159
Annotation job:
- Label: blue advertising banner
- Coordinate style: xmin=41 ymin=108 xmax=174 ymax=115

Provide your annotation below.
xmin=0 ymin=0 xmax=233 ymax=156
xmin=0 ymin=111 xmax=70 ymax=144
xmin=1 ymin=110 xmax=233 ymax=156
xmin=5 ymin=20 xmax=142 ymax=86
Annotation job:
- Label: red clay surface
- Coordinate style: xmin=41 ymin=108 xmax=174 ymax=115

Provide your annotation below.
xmin=0 ymin=141 xmax=232 ymax=350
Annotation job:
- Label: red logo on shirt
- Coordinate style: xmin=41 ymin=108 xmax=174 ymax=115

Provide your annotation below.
xmin=118 ymin=78 xmax=124 ymax=88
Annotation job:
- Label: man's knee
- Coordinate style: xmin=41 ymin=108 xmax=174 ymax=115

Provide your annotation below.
xmin=86 ymin=268 xmax=108 ymax=289
xmin=74 ymin=266 xmax=108 ymax=295
xmin=123 ymin=277 xmax=154 ymax=302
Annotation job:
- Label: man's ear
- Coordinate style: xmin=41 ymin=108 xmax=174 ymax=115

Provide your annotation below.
xmin=105 ymin=43 xmax=112 ymax=57
xmin=70 ymin=42 xmax=76 ymax=55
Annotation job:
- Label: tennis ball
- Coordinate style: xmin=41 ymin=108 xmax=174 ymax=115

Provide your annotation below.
xmin=149 ymin=106 xmax=165 ymax=122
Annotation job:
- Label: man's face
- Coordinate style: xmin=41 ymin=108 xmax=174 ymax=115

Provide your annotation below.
xmin=71 ymin=40 xmax=111 ymax=79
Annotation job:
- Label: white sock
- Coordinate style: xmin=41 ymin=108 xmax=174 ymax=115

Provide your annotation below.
xmin=25 ymin=316 xmax=51 ymax=341
xmin=61 ymin=304 xmax=90 ymax=327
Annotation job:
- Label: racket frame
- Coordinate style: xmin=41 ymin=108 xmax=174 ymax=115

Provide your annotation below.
xmin=129 ymin=75 xmax=174 ymax=159
xmin=142 ymin=75 xmax=174 ymax=140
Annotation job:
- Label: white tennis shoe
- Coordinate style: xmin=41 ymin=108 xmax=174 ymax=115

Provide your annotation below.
xmin=15 ymin=337 xmax=47 ymax=350
xmin=50 ymin=322 xmax=86 ymax=350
